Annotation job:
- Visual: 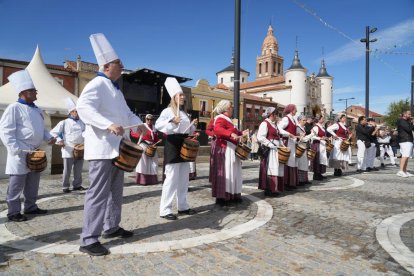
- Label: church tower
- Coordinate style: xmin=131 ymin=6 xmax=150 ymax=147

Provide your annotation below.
xmin=256 ymin=25 xmax=284 ymax=80
xmin=316 ymin=59 xmax=333 ymax=116
xmin=285 ymin=50 xmax=307 ymax=115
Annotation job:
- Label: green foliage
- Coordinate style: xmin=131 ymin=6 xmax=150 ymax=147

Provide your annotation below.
xmin=383 ymin=98 xmax=410 ymax=128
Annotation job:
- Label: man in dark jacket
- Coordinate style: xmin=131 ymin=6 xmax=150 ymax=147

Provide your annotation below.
xmin=355 ymin=116 xmax=373 ymax=173
xmin=396 ymin=110 xmax=414 ymax=177
xmin=366 ymin=118 xmax=380 ymax=171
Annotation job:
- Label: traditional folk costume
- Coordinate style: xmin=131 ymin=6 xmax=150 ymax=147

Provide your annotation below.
xmin=155 ymin=77 xmax=196 ymax=218
xmin=205 ymin=118 xmax=215 ymax=183
xmin=189 ymin=161 xmax=197 ymax=180
xmin=257 ymin=118 xmax=284 ymax=195
xmin=377 ymin=131 xmax=396 ymax=167
xmin=50 ymin=98 xmax=85 ymax=192
xmin=355 ymin=123 xmax=372 ymax=171
xmin=130 ymin=121 xmax=160 ymax=185
xmin=310 ymin=123 xmax=328 ymax=180
xmin=0 ymin=70 xmax=54 ymax=221
xmin=327 ymin=122 xmax=351 ymax=176
xmin=77 ymin=33 xmax=142 ymax=248
xmin=212 ymin=114 xmax=243 ymax=203
xmin=296 ymin=124 xmax=313 ymax=184
xmin=365 ymin=124 xmax=378 ymax=171
xmin=278 ymin=114 xmax=298 ymax=189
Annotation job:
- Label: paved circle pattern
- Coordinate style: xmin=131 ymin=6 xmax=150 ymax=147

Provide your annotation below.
xmin=376 ymin=212 xmax=414 ymax=274
xmin=0 ymin=187 xmax=273 ymax=255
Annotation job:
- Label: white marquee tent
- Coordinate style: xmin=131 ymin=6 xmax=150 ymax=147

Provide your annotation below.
xmin=0 ymin=46 xmax=79 ymax=178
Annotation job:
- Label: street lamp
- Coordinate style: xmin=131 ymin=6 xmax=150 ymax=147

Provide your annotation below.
xmin=338 ymin=97 xmax=355 ymax=123
xmin=360 ymin=26 xmax=378 ymax=118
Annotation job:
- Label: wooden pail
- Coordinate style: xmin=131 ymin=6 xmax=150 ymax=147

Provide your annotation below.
xmin=26 ymin=149 xmax=47 ymax=172
xmin=235 ymin=143 xmax=251 ymax=160
xmin=278 ymin=147 xmax=291 ymax=164
xmin=112 ymin=139 xmax=143 ymax=172
xmin=73 ymin=144 xmax=84 ymax=160
xmin=180 ymin=138 xmax=200 ymax=162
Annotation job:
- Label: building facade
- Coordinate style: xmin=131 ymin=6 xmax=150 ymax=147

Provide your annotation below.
xmin=235 ymin=25 xmax=334 ymax=118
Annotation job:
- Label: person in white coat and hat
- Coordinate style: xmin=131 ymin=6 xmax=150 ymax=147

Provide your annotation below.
xmin=50 ymin=98 xmax=86 ymax=193
xmin=155 ymin=77 xmax=198 ymax=220
xmin=76 ymin=33 xmax=143 ymax=256
xmin=0 ymin=70 xmax=56 ymax=222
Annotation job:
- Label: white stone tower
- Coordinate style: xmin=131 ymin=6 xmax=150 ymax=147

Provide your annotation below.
xmin=316 ymin=59 xmax=333 ymax=116
xmin=216 ymin=52 xmax=250 ymax=88
xmin=285 ymin=50 xmax=308 ymax=115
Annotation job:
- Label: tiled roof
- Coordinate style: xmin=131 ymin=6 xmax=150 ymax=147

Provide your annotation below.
xmin=240 ymin=75 xmax=285 ymax=89
xmin=0 ymin=58 xmax=74 ymax=73
xmin=347 ymin=105 xmax=383 ymax=117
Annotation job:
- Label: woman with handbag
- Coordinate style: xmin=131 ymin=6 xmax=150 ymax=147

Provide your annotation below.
xmin=257 ymin=107 xmax=284 ymax=197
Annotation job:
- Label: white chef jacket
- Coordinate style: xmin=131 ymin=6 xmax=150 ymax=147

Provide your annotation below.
xmin=50 ymin=117 xmax=85 ymax=158
xmin=76 ymin=76 xmax=142 ymax=160
xmin=155 ymin=107 xmax=195 ymax=135
xmin=0 ymin=102 xmax=53 ymax=174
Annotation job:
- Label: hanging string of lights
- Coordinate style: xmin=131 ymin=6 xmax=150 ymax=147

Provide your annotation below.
xmin=289 ymin=0 xmax=412 ymax=80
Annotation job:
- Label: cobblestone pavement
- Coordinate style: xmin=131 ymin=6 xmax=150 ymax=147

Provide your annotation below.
xmin=0 ymin=156 xmax=413 ymax=275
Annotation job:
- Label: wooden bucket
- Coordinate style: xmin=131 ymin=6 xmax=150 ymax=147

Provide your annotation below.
xmin=278 ymin=147 xmax=291 ymax=164
xmin=180 ymin=138 xmax=199 ymax=162
xmin=295 ymin=143 xmax=307 ymax=158
xmin=112 ymin=139 xmax=143 ymax=172
xmin=26 ymin=150 xmax=47 ymax=172
xmin=73 ymin=144 xmax=84 ymax=160
xmin=340 ymin=140 xmax=351 ymax=152
xmin=307 ymin=148 xmax=316 ymax=160
xmin=235 ymin=143 xmax=251 ymax=160
xmin=144 ymin=144 xmax=157 ymax=158
xmin=326 ymin=141 xmax=334 ymax=153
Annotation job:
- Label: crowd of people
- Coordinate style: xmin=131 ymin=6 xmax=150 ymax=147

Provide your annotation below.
xmin=0 ymin=32 xmax=412 ymax=257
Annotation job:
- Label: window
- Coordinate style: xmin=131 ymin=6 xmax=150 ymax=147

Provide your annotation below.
xmin=242 ymin=77 xmax=245 ymax=83
xmin=54 ymin=77 xmax=64 ymax=86
xmin=220 ymin=78 xmax=223 ymax=84
xmin=231 ymin=77 xmax=234 ymax=82
xmin=259 ymin=63 xmax=262 ymax=74
xmin=278 ymin=63 xmax=281 ymax=74
xmin=265 ymin=62 xmax=268 ymax=73
xmin=199 ymin=100 xmax=208 ymax=117
xmin=273 ymin=62 xmax=276 ymax=73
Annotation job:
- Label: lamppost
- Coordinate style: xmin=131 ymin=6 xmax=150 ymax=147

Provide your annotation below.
xmin=360 ymin=26 xmax=378 ymax=118
xmin=338 ymin=97 xmax=355 ymax=124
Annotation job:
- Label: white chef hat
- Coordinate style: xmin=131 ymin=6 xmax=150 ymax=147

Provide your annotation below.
xmin=89 ymin=33 xmax=119 ymax=66
xmin=164 ymin=77 xmax=183 ymax=98
xmin=65 ymin=97 xmax=76 ymax=113
xmin=8 ymin=70 xmax=35 ymax=93
xmin=263 ymin=107 xmax=276 ymax=118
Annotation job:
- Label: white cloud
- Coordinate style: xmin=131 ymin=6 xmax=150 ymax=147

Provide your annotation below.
xmin=334 ymin=85 xmax=363 ymax=95
xmin=324 ymin=19 xmax=414 ymax=65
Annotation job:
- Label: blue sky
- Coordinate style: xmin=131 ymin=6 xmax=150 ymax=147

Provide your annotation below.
xmin=1 ymin=0 xmax=413 ymax=115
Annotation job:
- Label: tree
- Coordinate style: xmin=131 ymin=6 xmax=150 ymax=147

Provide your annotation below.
xmin=383 ymin=98 xmax=410 ymax=128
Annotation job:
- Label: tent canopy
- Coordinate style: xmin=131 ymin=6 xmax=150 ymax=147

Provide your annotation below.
xmin=0 ymin=46 xmax=78 ymax=114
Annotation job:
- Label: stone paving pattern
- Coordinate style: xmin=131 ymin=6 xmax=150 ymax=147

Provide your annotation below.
xmin=0 ymin=156 xmax=413 ymax=275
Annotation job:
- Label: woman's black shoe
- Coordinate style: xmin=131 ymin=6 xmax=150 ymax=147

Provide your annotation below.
xmin=160 ymin=213 xmax=177 ymax=220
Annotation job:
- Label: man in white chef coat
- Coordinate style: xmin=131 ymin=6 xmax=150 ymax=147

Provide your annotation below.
xmin=0 ymin=70 xmax=55 ymax=222
xmin=77 ymin=33 xmax=143 ymax=256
